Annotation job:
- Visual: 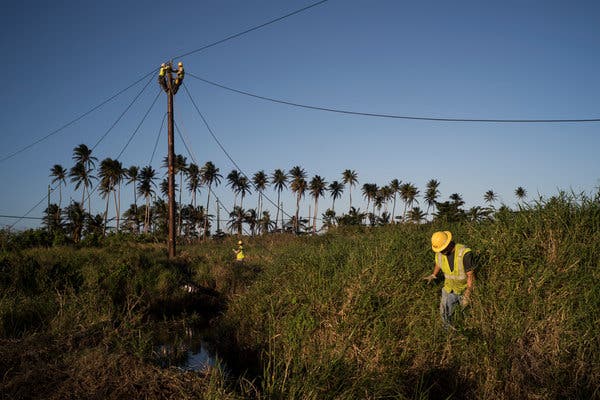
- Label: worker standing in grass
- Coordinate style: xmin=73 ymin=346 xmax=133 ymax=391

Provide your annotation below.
xmin=424 ymin=231 xmax=477 ymax=328
xmin=233 ymin=240 xmax=245 ymax=263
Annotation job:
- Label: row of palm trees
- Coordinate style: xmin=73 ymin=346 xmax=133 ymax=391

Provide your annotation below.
xmin=49 ymin=144 xmax=528 ymax=238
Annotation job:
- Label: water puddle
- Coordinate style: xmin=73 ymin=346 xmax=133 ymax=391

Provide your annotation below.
xmin=152 ymin=322 xmax=225 ymax=373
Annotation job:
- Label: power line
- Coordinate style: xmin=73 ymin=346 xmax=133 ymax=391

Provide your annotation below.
xmin=150 ymin=113 xmax=167 ymax=166
xmin=174 ymin=119 xmax=279 ymax=249
xmin=0 ymin=71 xmax=155 ymax=165
xmin=188 ymin=73 xmax=600 ymax=124
xmin=0 ymin=0 xmax=330 ymax=165
xmin=182 ymin=82 xmax=295 ymax=222
xmin=116 ymin=89 xmax=161 ymax=160
xmin=8 ymin=186 xmax=57 ymax=229
xmin=92 ymin=74 xmax=155 ymax=151
xmin=173 ymin=0 xmax=330 ymax=59
xmin=0 ymin=215 xmax=44 ymax=221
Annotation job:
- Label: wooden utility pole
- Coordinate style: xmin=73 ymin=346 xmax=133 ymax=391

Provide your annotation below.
xmin=159 ymin=61 xmax=184 ymax=259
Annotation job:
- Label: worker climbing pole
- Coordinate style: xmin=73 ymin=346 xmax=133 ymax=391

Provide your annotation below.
xmin=158 ymin=61 xmax=185 ymax=258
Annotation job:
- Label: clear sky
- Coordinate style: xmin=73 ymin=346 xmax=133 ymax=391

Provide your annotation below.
xmin=1 ymin=0 xmax=599 ymax=230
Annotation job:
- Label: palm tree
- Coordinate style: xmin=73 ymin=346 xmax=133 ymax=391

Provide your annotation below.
xmin=271 ymin=169 xmax=288 ymax=231
xmin=361 ymin=183 xmax=378 ymax=217
xmin=111 ymin=159 xmax=125 ymax=231
xmin=138 ymin=166 xmax=157 ymax=233
xmin=400 ymin=182 xmax=419 ymax=221
xmin=389 ymin=179 xmax=401 ymax=222
xmin=71 ymin=144 xmax=97 ymax=214
xmin=63 ymin=201 xmax=86 ymax=243
xmin=227 ymin=206 xmax=245 ymax=236
xmin=125 ymin=166 xmax=139 ymax=208
xmin=289 ymin=166 xmax=307 ymax=233
xmin=328 ymin=181 xmax=344 ymax=212
xmin=342 ymin=169 xmax=358 ymax=210
xmin=201 ymin=161 xmax=222 ymax=237
xmin=227 ymin=170 xmax=241 ymax=207
xmin=50 ymin=164 xmax=67 ymax=209
xmin=186 ymin=163 xmax=201 ymax=208
xmin=69 ymin=162 xmax=95 ymax=214
xmin=72 ymin=144 xmax=97 ymax=170
xmin=252 ymin=170 xmax=269 ymax=217
xmin=424 ymin=179 xmax=440 ymax=219
xmin=309 ymin=175 xmax=327 ymax=233
xmin=98 ymin=158 xmax=125 ymax=233
xmin=160 ymin=178 xmax=171 ymax=199
xmin=98 ymin=158 xmax=113 ymax=234
xmin=379 ymin=185 xmax=393 ymax=218
xmin=449 ymin=193 xmax=464 ymax=207
xmin=467 ymin=206 xmax=492 ymax=222
xmin=258 ymin=211 xmax=275 ymax=234
xmin=484 ymin=190 xmax=497 ymax=208
xmin=122 ymin=203 xmax=142 ymax=233
xmin=86 ymin=213 xmax=105 ymax=238
xmin=408 ymin=207 xmax=427 ymax=224
xmin=43 ymin=204 xmax=63 ymax=234
xmin=245 ymin=208 xmax=258 ymax=236
xmin=236 ymin=176 xmax=252 ymax=209
xmin=515 ymin=186 xmax=527 ymax=203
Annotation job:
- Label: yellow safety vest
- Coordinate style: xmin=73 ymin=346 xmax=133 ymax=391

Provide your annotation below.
xmin=436 ymin=243 xmax=471 ymax=294
xmin=236 ymin=246 xmax=245 ymax=261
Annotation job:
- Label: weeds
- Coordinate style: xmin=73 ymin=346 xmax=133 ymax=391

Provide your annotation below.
xmin=1 ymin=194 xmax=599 ymax=399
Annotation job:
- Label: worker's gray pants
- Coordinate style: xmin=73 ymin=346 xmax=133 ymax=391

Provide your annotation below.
xmin=440 ymin=288 xmax=463 ymax=328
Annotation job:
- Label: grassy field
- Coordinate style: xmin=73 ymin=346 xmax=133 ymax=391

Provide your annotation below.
xmin=1 ymin=192 xmax=599 ymax=399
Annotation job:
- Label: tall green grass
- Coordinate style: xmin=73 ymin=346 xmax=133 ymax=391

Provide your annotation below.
xmin=1 ymin=192 xmax=598 ymax=399
xmin=215 ymin=193 xmax=600 ymax=399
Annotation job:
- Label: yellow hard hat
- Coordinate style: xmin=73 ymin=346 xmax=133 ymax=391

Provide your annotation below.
xmin=238 ymin=240 xmax=243 ymax=245
xmin=178 ymin=62 xmax=183 ymax=67
xmin=431 ymin=231 xmax=452 ymax=252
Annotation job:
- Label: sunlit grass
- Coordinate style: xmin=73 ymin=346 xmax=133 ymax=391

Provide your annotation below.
xmin=1 ymin=192 xmax=598 ymax=399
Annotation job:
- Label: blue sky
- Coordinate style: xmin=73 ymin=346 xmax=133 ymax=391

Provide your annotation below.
xmin=1 ymin=0 xmax=599 ymax=230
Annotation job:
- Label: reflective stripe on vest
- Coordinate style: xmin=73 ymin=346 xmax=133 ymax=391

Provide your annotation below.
xmin=436 ymin=244 xmax=470 ymax=294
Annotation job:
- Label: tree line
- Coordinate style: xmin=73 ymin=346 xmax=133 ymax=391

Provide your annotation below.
xmin=42 ymin=143 xmax=528 ymax=243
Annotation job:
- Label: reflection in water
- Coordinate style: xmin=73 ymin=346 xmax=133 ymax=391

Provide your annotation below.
xmin=153 ymin=323 xmax=222 ymax=372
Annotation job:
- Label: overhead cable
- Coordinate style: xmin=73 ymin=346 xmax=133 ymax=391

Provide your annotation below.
xmin=182 ymin=82 xmax=295 ymax=221
xmin=92 ymin=74 xmax=155 ymax=151
xmin=173 ymin=0 xmax=330 ymax=59
xmin=0 ymin=71 xmax=155 ymax=165
xmin=150 ymin=113 xmax=167 ymax=166
xmin=116 ymin=89 xmax=162 ymax=160
xmin=9 ymin=186 xmax=57 ymax=229
xmin=188 ymin=73 xmax=600 ymax=124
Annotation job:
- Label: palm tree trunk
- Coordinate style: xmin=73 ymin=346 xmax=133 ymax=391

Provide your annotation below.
xmin=295 ymin=195 xmax=301 ymax=232
xmin=275 ymin=190 xmax=281 ymax=230
xmin=313 ymin=198 xmax=318 ymax=233
xmin=133 ymin=182 xmax=137 ymax=208
xmin=144 ymin=196 xmax=150 ymax=233
xmin=204 ymin=184 xmax=212 ymax=238
xmin=114 ymin=185 xmax=120 ymax=232
xmin=104 ymin=193 xmax=110 ymax=236
xmin=349 ymin=187 xmax=352 ymax=210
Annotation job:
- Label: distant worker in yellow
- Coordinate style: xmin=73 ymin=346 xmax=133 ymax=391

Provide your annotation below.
xmin=233 ymin=240 xmax=245 ymax=263
xmin=424 ymin=231 xmax=477 ymax=327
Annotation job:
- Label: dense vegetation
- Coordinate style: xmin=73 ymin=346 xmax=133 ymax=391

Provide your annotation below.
xmin=1 ymin=192 xmax=599 ymax=399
